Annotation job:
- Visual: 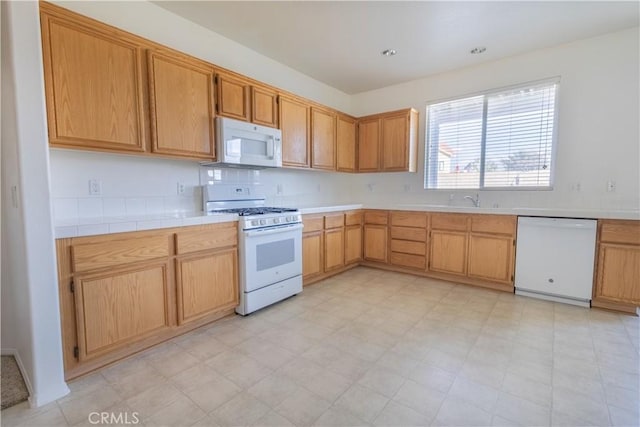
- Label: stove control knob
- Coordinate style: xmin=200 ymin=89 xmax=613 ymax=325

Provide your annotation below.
xmin=259 ymin=219 xmax=266 ymax=225
xmin=251 ymin=220 xmax=259 ymax=226
xmin=273 ymin=218 xmax=280 ymax=224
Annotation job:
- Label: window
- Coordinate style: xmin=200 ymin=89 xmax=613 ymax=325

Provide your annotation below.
xmin=425 ymin=79 xmax=558 ymax=190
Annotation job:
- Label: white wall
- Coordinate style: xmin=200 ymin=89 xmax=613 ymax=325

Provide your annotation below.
xmin=1 ymin=0 xmax=69 ymax=407
xmin=351 ymin=27 xmax=640 ymax=212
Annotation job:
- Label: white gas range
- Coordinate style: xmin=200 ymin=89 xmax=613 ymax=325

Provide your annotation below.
xmin=203 ymin=185 xmax=303 ymax=315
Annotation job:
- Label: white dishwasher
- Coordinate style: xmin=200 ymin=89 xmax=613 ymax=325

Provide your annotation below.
xmin=515 ymin=216 xmax=597 ymax=307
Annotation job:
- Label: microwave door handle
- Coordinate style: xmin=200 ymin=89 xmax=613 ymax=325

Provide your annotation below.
xmin=266 ymin=136 xmax=275 ymax=159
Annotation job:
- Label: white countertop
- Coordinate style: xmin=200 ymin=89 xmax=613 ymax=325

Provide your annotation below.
xmin=55 ymin=204 xmax=639 ymax=238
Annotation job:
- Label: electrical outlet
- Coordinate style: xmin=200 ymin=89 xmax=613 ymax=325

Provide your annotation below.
xmin=403 ymin=184 xmax=411 ymax=192
xmin=276 ymin=183 xmax=283 ymax=195
xmin=89 ymin=179 xmax=102 ymax=196
xmin=367 ymin=183 xmax=375 ymax=192
xmin=607 ymin=180 xmax=616 ymax=192
xmin=177 ymin=182 xmax=185 ymax=195
xmin=570 ymin=182 xmax=581 ymax=192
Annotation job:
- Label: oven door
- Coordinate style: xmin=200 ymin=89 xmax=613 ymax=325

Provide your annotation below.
xmin=241 ymin=223 xmax=303 ymax=292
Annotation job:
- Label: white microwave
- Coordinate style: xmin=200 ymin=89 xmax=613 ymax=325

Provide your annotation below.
xmin=215 ymin=117 xmax=282 ymax=168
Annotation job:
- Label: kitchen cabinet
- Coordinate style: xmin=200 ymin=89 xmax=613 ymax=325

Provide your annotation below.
xmin=390 ymin=211 xmax=427 ymax=270
xmin=357 ymin=109 xmax=419 ymax=172
xmin=324 ymin=213 xmax=345 ymax=271
xmin=357 ymin=117 xmax=380 ymax=172
xmin=40 ymin=4 xmax=147 ymax=153
xmin=216 ymin=72 xmax=250 ymax=121
xmin=216 ymin=72 xmax=279 ymax=127
xmin=429 ymin=213 xmax=468 ymax=276
xmin=280 ymin=95 xmax=311 ymax=168
xmin=363 ymin=211 xmax=389 ymax=263
xmin=593 ymin=220 xmax=640 ymax=313
xmin=147 ymin=50 xmax=216 ymax=159
xmin=55 ymin=221 xmax=238 ymax=380
xmin=302 ymin=216 xmax=324 ymax=282
xmin=311 ymin=107 xmax=337 ymax=170
xmin=345 ymin=211 xmax=363 ymax=264
xmin=175 ymin=225 xmax=239 ymax=325
xmin=337 ymin=115 xmax=357 ymax=172
xmin=467 ymin=215 xmax=516 ymax=284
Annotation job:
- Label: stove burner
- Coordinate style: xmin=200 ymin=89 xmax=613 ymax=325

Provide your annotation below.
xmin=214 ymin=207 xmax=298 ymax=216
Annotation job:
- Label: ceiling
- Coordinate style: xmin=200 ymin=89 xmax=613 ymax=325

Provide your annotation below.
xmin=153 ymin=1 xmax=639 ymax=94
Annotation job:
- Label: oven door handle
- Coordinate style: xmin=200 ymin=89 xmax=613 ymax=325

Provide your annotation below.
xmin=244 ymin=223 xmax=303 ymax=237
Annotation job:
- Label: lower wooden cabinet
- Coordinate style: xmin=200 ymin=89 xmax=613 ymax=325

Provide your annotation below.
xmin=364 ymin=225 xmax=388 ymax=263
xmin=302 ymin=232 xmax=323 ymax=281
xmin=176 ymin=248 xmax=238 ymax=325
xmin=593 ymin=220 xmax=640 ymax=313
xmin=467 ymin=234 xmax=514 ymax=284
xmin=345 ymin=225 xmax=363 ymax=264
xmin=74 ymin=262 xmax=171 ymax=361
xmin=324 ymin=228 xmax=345 ymax=271
xmin=429 ymin=230 xmax=467 ymax=276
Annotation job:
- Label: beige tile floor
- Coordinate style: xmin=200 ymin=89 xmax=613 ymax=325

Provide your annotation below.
xmin=2 ymin=267 xmax=639 ymax=427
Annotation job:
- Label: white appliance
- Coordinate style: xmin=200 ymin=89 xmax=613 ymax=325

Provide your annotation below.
xmin=203 ymin=184 xmax=302 ymax=315
xmin=515 ymin=216 xmax=597 ymax=307
xmin=213 ymin=117 xmax=282 ymax=168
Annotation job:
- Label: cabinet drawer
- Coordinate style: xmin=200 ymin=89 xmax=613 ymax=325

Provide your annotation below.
xmin=72 ymin=235 xmax=169 ymax=272
xmin=345 ymin=211 xmax=363 ymax=226
xmin=303 ymin=215 xmax=324 ymax=232
xmin=471 ymin=215 xmax=516 ymax=235
xmin=431 ymin=213 xmax=468 ymax=231
xmin=391 ymin=239 xmax=426 ymax=255
xmin=600 ymin=220 xmax=640 ymax=245
xmin=364 ymin=210 xmax=388 ymax=225
xmin=325 ymin=213 xmax=345 ymax=229
xmin=176 ymin=224 xmax=237 ymax=255
xmin=391 ymin=226 xmax=427 ymax=242
xmin=390 ymin=252 xmax=426 ymax=270
xmin=391 ymin=211 xmax=427 ymax=228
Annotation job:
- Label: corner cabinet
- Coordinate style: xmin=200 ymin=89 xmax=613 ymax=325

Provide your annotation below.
xmin=363 ymin=211 xmax=389 ymax=263
xmin=40 ymin=4 xmax=147 ymax=152
xmin=337 ymin=115 xmax=357 ymax=172
xmin=593 ymin=220 xmax=640 ymax=314
xmin=357 ymin=109 xmax=419 ymax=172
xmin=147 ymin=50 xmax=216 ymax=159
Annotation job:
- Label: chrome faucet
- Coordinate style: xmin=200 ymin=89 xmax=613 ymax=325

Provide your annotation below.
xmin=464 ymin=193 xmax=480 ymax=207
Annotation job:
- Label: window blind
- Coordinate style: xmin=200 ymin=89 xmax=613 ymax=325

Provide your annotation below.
xmin=425 ymin=79 xmax=558 ymax=190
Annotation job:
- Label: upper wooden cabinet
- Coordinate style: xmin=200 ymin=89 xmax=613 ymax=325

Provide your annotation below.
xmin=251 ymin=86 xmax=279 ymax=128
xmin=337 ymin=115 xmax=357 ymax=172
xmin=358 ymin=118 xmax=380 ymax=172
xmin=40 ymin=4 xmax=147 ymax=152
xmin=215 ymin=72 xmax=250 ymax=122
xmin=215 ymin=72 xmax=278 ymax=127
xmin=311 ymin=107 xmax=337 ymax=170
xmin=279 ymin=95 xmax=310 ymax=168
xmin=147 ymin=50 xmax=215 ymax=159
xmin=357 ymin=109 xmax=419 ymax=172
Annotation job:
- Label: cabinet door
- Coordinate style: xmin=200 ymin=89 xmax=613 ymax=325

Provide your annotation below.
xmin=176 ymin=248 xmax=238 ymax=325
xmin=381 ymin=113 xmax=409 ymax=171
xmin=303 ymin=232 xmax=323 ymax=282
xmin=345 ymin=225 xmax=362 ymax=264
xmin=596 ymin=243 xmax=640 ymax=305
xmin=358 ymin=118 xmax=380 ymax=171
xmin=41 ymin=12 xmax=146 ymax=152
xmin=364 ymin=225 xmax=388 ymax=263
xmin=251 ymin=86 xmax=278 ymax=128
xmin=280 ymin=96 xmax=310 ymax=168
xmin=148 ymin=51 xmax=215 ymax=159
xmin=429 ymin=231 xmax=467 ymax=275
xmin=216 ymin=73 xmax=250 ymax=121
xmin=311 ymin=107 xmax=336 ymax=170
xmin=324 ymin=228 xmax=345 ymax=271
xmin=467 ymin=234 xmax=514 ymax=284
xmin=74 ymin=262 xmax=171 ymax=361
xmin=337 ymin=115 xmax=357 ymax=172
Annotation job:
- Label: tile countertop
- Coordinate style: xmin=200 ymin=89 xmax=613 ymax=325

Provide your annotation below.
xmin=55 ymin=204 xmax=639 ymax=238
